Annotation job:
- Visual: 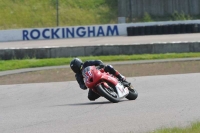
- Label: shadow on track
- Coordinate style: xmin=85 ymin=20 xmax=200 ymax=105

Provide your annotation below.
xmin=58 ymin=101 xmax=112 ymax=106
xmin=54 ymin=100 xmax=128 ymax=107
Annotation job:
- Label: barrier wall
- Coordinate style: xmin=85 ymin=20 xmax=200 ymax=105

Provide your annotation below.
xmin=1 ymin=20 xmax=200 ymax=42
xmin=1 ymin=42 xmax=200 ymax=60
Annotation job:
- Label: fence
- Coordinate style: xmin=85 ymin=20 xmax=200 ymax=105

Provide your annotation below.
xmin=118 ymin=0 xmax=200 ymax=19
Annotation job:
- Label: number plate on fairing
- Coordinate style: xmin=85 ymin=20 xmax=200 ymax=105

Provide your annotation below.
xmin=115 ymin=83 xmax=129 ymax=98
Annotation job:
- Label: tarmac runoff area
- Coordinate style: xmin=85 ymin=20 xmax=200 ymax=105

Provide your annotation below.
xmin=0 ymin=34 xmax=200 ymax=133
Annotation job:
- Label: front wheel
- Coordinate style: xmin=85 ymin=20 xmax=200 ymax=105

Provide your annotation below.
xmin=96 ymin=84 xmax=120 ymax=103
xmin=126 ymin=85 xmax=138 ymax=100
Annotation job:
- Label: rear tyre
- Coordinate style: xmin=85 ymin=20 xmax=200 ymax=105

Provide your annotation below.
xmin=126 ymin=85 xmax=138 ymax=100
xmin=97 ymin=84 xmax=120 ymax=103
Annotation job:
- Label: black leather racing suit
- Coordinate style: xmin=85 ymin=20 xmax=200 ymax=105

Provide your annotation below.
xmin=75 ymin=60 xmax=119 ymax=101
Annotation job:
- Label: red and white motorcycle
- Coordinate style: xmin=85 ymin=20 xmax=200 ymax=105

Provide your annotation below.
xmin=82 ymin=66 xmax=138 ymax=103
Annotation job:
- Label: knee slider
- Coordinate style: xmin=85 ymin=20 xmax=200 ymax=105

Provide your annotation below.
xmin=88 ymin=95 xmax=96 ymax=101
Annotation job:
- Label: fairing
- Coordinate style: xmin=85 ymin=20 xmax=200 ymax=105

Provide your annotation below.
xmin=82 ymin=66 xmax=118 ymax=89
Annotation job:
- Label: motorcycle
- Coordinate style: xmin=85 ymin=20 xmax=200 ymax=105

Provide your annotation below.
xmin=82 ymin=66 xmax=138 ymax=103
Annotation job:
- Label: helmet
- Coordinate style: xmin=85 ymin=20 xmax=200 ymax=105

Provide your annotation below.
xmin=70 ymin=58 xmax=83 ymax=73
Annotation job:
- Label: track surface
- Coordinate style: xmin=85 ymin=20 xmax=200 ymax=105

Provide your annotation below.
xmin=1 ymin=73 xmax=200 ymax=133
xmin=1 ymin=33 xmax=200 ymax=49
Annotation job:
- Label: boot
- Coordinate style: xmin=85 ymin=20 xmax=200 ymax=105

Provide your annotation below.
xmin=115 ymin=72 xmax=126 ymax=82
xmin=115 ymin=72 xmax=130 ymax=87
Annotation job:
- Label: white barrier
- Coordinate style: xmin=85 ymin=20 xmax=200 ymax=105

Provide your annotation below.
xmin=1 ymin=20 xmax=200 ymax=42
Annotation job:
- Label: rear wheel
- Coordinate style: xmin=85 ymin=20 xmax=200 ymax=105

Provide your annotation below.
xmin=126 ymin=85 xmax=138 ymax=100
xmin=97 ymin=83 xmax=120 ymax=103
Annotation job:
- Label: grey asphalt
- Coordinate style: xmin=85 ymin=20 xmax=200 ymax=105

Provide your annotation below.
xmin=1 ymin=33 xmax=200 ymax=49
xmin=0 ymin=73 xmax=200 ymax=133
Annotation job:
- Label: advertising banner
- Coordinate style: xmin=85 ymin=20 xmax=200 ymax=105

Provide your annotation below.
xmin=0 ymin=24 xmax=126 ymax=42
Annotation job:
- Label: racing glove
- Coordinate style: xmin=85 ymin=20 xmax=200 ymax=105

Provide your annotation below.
xmin=99 ymin=64 xmax=106 ymax=69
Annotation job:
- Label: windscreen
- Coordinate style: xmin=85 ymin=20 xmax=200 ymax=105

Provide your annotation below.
xmin=82 ymin=66 xmax=91 ymax=78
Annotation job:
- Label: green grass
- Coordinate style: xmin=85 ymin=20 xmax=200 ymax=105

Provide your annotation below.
xmin=0 ymin=0 xmax=117 ymax=30
xmin=1 ymin=52 xmax=200 ymax=71
xmin=150 ymin=121 xmax=200 ymax=133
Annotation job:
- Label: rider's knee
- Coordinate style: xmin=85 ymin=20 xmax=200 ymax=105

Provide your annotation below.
xmin=88 ymin=95 xmax=97 ymax=101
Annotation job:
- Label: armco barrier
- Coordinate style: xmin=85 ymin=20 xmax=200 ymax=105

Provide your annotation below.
xmin=127 ymin=24 xmax=200 ymax=36
xmin=0 ymin=42 xmax=200 ymax=60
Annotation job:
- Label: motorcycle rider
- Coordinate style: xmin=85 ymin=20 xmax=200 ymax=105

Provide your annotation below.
xmin=70 ymin=58 xmax=129 ymax=101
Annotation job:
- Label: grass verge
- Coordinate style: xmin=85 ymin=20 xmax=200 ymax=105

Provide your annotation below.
xmin=0 ymin=0 xmax=117 ymax=30
xmin=150 ymin=121 xmax=200 ymax=133
xmin=1 ymin=52 xmax=200 ymax=71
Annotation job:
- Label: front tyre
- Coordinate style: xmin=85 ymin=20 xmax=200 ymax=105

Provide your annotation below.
xmin=97 ymin=84 xmax=120 ymax=103
xmin=126 ymin=85 xmax=138 ymax=100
